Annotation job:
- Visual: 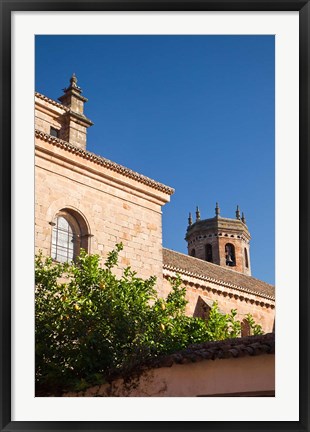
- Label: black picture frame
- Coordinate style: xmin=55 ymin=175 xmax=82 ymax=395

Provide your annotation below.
xmin=1 ymin=1 xmax=309 ymax=431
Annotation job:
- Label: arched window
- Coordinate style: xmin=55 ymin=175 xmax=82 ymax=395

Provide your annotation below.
xmin=225 ymin=243 xmax=236 ymax=266
xmin=241 ymin=318 xmax=251 ymax=337
xmin=205 ymin=244 xmax=213 ymax=262
xmin=244 ymin=248 xmax=249 ymax=268
xmin=190 ymin=249 xmax=196 ymax=257
xmin=51 ymin=209 xmax=90 ymax=263
xmin=51 ymin=216 xmax=75 ymax=263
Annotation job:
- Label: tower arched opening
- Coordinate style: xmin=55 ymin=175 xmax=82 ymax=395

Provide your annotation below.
xmin=225 ymin=243 xmax=236 ymax=267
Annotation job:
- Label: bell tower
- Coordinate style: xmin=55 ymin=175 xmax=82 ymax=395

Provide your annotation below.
xmin=185 ymin=203 xmax=251 ymax=276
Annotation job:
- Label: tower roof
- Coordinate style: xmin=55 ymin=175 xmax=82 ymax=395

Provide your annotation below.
xmin=185 ymin=215 xmax=250 ymax=241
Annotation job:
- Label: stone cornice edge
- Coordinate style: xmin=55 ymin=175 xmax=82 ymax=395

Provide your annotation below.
xmin=35 ymin=130 xmax=175 ymax=196
xmin=163 ymin=263 xmax=275 ymax=303
xmin=35 ymin=92 xmax=69 ymax=111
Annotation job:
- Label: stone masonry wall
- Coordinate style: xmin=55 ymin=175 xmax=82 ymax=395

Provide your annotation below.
xmin=218 ymin=236 xmax=251 ymax=275
xmin=35 ymin=137 xmax=171 ymax=283
xmin=187 ymin=230 xmax=251 ymax=276
xmin=161 ymin=271 xmax=275 ymax=333
xmin=35 ymin=102 xmax=65 ymax=136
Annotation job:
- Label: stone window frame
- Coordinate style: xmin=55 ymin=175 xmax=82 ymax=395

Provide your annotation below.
xmin=244 ymin=247 xmax=249 ymax=268
xmin=51 ymin=208 xmax=90 ymax=263
xmin=225 ymin=242 xmax=236 ymax=267
xmin=241 ymin=318 xmax=251 ymax=337
xmin=205 ymin=243 xmax=213 ymax=263
xmin=50 ymin=126 xmax=60 ymax=138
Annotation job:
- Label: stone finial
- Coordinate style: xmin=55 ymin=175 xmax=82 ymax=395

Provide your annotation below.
xmin=236 ymin=205 xmax=241 ymax=220
xmin=62 ymin=73 xmax=82 ymax=94
xmin=58 ymin=74 xmax=93 ymax=150
xmin=188 ymin=212 xmax=193 ymax=226
xmin=215 ymin=202 xmax=220 ymax=217
xmin=241 ymin=212 xmax=246 ymax=224
xmin=70 ymin=73 xmax=78 ymax=88
xmin=196 ymin=206 xmax=201 ymax=221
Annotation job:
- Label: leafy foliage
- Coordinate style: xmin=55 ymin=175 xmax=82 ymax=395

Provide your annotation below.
xmin=35 ymin=244 xmax=263 ymax=394
xmin=245 ymin=313 xmax=263 ymax=336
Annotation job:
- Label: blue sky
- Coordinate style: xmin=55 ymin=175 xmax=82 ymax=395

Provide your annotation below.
xmin=35 ymin=35 xmax=275 ymax=284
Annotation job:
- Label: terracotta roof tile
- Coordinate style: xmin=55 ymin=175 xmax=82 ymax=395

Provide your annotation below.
xmin=163 ymin=248 xmax=275 ymax=300
xmin=35 ymin=92 xmax=69 ymax=111
xmin=151 ymin=333 xmax=275 ymax=368
xmin=35 ymin=130 xmax=175 ymax=196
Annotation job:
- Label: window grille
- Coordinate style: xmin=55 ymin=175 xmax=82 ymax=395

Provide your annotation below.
xmin=51 ymin=216 xmax=76 ymax=263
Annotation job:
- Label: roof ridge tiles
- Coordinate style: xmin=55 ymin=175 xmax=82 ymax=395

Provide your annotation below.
xmin=163 ymin=247 xmax=274 ymax=286
xmin=162 ymin=248 xmax=275 ymax=301
xmin=149 ymin=333 xmax=275 ymax=368
xmin=35 ymin=129 xmax=175 ymax=195
xmin=35 ymin=92 xmax=69 ymax=111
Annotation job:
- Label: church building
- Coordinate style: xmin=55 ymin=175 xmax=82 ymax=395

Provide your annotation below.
xmin=35 ymin=75 xmax=275 ymax=334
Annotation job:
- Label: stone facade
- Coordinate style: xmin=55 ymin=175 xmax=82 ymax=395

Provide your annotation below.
xmin=35 ymin=85 xmax=174 ymax=283
xmin=161 ymin=249 xmax=274 ymax=332
xmin=35 ymin=76 xmax=275 ymax=333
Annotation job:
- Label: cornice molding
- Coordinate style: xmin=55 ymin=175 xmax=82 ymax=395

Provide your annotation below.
xmin=163 ymin=263 xmax=275 ymax=304
xmin=35 ymin=130 xmax=175 ymax=196
xmin=35 ymin=92 xmax=69 ymax=111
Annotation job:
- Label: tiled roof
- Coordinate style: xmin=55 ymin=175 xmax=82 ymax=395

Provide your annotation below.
xmin=35 ymin=130 xmax=175 ymax=196
xmin=163 ymin=248 xmax=275 ymax=300
xmin=151 ymin=333 xmax=275 ymax=368
xmin=187 ymin=216 xmax=250 ymax=231
xmin=35 ymin=92 xmax=69 ymax=111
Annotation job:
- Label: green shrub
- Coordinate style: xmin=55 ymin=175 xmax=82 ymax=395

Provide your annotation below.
xmin=35 ymin=244 xmax=262 ymax=394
